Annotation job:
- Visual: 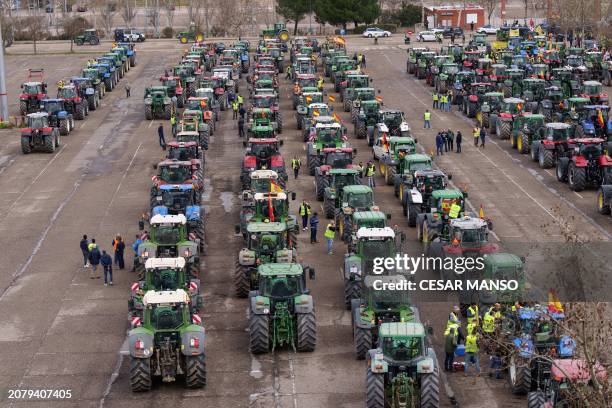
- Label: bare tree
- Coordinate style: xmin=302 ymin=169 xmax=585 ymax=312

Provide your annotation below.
xmin=521 ymin=0 xmax=530 ymax=20
xmin=20 ymin=15 xmax=47 ymax=54
xmin=0 ymin=0 xmax=16 ymax=48
xmin=62 ymin=15 xmax=91 ymax=52
xmin=119 ymin=0 xmax=137 ymax=28
xmin=92 ymin=0 xmax=118 ymax=37
xmin=477 ymin=0 xmax=496 ymax=24
xmin=161 ymin=0 xmax=176 ymax=28
xmin=188 ymin=0 xmax=215 ymax=35
xmin=215 ymin=0 xmax=251 ymax=37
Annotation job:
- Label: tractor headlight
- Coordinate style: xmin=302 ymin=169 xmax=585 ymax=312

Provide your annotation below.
xmin=141 ymin=251 xmax=149 ymax=258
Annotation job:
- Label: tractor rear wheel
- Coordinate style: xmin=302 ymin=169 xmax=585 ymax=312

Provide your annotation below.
xmin=498 ymin=120 xmax=511 ymax=139
xmin=144 ymin=105 xmax=153 ymax=120
xmin=185 ymin=354 xmax=206 ymax=388
xmin=323 ymin=197 xmax=334 ymax=219
xmin=353 ymin=326 xmax=372 ymax=360
xmin=75 ymin=103 xmax=85 ymax=120
xmin=277 ymin=115 xmax=283 ymax=134
xmin=129 ymin=357 xmax=152 ymax=392
xmin=386 ymin=166 xmax=396 ymax=186
xmin=164 ymin=104 xmax=172 ymax=120
xmin=308 ymin=155 xmax=320 ymax=176
xmin=177 ymin=93 xmax=184 ymax=108
xmin=556 ymin=158 xmax=569 ymax=182
xmin=356 ymin=121 xmax=366 ymax=139
xmin=481 ymin=113 xmax=489 ymax=129
xmin=296 ymin=311 xmax=316 ymax=352
xmin=233 ymin=260 xmax=250 ymax=298
xmin=568 ymin=163 xmax=586 ymax=191
xmin=508 ymin=355 xmax=531 ymax=395
xmin=130 ymin=55 xmax=136 ymax=67
xmin=518 ymin=132 xmax=530 ymax=154
xmin=407 ymin=203 xmax=419 ymax=227
xmin=597 ymin=188 xmax=611 ymax=215
xmin=527 ymin=391 xmax=545 ymax=408
xmin=105 ymin=78 xmax=113 ymax=92
xmin=21 ymin=137 xmax=31 ymax=154
xmin=249 ymin=313 xmax=270 ymax=354
xmin=59 ymin=119 xmax=69 ymax=135
xmin=365 ymin=368 xmax=384 ymax=408
xmin=87 ymin=94 xmax=97 ymax=110
xmin=316 ymin=176 xmax=329 ymax=201
xmin=344 ymin=280 xmax=361 ymax=310
xmin=45 ymin=135 xmax=55 ymax=153
xmin=421 ymin=371 xmax=440 ymax=408
xmin=343 ymin=98 xmax=351 ymax=112
xmin=538 ymin=148 xmax=554 ymax=169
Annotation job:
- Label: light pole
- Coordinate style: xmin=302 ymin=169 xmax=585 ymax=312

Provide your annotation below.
xmin=309 ymin=0 xmax=312 ymax=34
xmin=0 ymin=18 xmax=9 ymax=122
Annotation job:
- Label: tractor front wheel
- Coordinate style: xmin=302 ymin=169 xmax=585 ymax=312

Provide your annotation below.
xmin=407 ymin=204 xmax=419 ymax=227
xmin=508 ymin=355 xmax=531 ymax=395
xmin=308 ymin=155 xmax=320 ymax=176
xmin=356 ymin=121 xmax=366 ymax=139
xmin=365 ymin=368 xmax=384 ymax=408
xmin=344 ymin=280 xmax=361 ymax=310
xmin=538 ymin=148 xmax=554 ymax=169
xmin=129 ymin=357 xmax=152 ymax=392
xmin=421 ymin=371 xmax=440 ymax=408
xmin=249 ymin=313 xmax=270 ymax=354
xmin=518 ymin=132 xmax=530 ymax=154
xmin=19 ymin=100 xmax=27 ymax=116
xmin=597 ymin=188 xmax=611 ymax=215
xmin=144 ymin=105 xmax=153 ymax=120
xmin=233 ymin=260 xmax=250 ymax=298
xmin=296 ymin=311 xmax=316 ymax=352
xmin=527 ymin=391 xmax=545 ymax=408
xmin=498 ymin=120 xmax=512 ymax=139
xmin=353 ymin=325 xmax=372 ymax=360
xmin=184 ymin=354 xmax=206 ymax=389
xmin=568 ymin=163 xmax=586 ymax=191
xmin=481 ymin=112 xmax=489 ymax=129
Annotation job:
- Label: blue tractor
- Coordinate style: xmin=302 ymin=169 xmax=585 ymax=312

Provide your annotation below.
xmin=39 ymin=98 xmax=74 ymax=135
xmin=575 ymin=105 xmax=611 ymax=140
xmin=93 ymin=61 xmax=117 ymax=91
xmin=70 ymin=77 xmax=100 ymax=111
xmin=150 ymin=184 xmax=205 ymax=254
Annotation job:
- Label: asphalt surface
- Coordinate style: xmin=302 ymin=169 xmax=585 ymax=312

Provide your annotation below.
xmin=0 ymin=36 xmax=610 ymax=408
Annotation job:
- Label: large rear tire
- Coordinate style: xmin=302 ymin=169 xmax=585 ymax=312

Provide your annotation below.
xmin=353 ymin=326 xmax=372 ymax=360
xmin=75 ymin=103 xmax=85 ymax=120
xmin=44 ymin=135 xmax=55 ymax=153
xmin=21 ymin=137 xmax=31 ymax=154
xmin=498 ymin=120 xmax=512 ymax=139
xmin=344 ymin=280 xmax=360 ymax=310
xmin=249 ymin=313 xmax=270 ymax=354
xmin=386 ymin=166 xmax=396 ymax=186
xmin=598 ymin=188 xmax=612 ymax=215
xmin=508 ymin=355 xmax=531 ymax=395
xmin=233 ymin=260 xmax=250 ymax=298
xmin=365 ymin=368 xmax=384 ymax=408
xmin=538 ymin=148 xmax=554 ymax=169
xmin=407 ymin=203 xmax=419 ymax=227
xmin=164 ymin=104 xmax=172 ymax=120
xmin=59 ymin=119 xmax=69 ymax=135
xmin=421 ymin=371 xmax=440 ymax=408
xmin=184 ymin=354 xmax=206 ymax=388
xmin=568 ymin=163 xmax=586 ymax=192
xmin=129 ymin=357 xmax=152 ymax=392
xmin=19 ymin=100 xmax=28 ymax=116
xmin=527 ymin=391 xmax=545 ymax=408
xmin=296 ymin=311 xmax=317 ymax=352
xmin=323 ymin=197 xmax=335 ymax=219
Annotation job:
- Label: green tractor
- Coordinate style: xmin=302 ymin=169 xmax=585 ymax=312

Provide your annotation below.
xmin=248 ymin=107 xmax=283 ymax=134
xmin=261 ymin=22 xmax=290 ymax=43
xmin=550 ymin=67 xmax=580 ymax=98
xmin=416 ymin=51 xmax=436 ymax=80
xmin=307 ymin=122 xmax=348 ymax=175
xmin=342 ymin=74 xmax=371 ymax=111
xmin=128 ymin=289 xmax=206 ymax=391
xmin=520 ymin=78 xmax=547 ymax=112
xmin=319 ymin=167 xmax=360 ymax=207
xmin=82 ymin=68 xmax=106 ymax=100
xmin=74 ymin=29 xmax=99 ymax=46
xmin=345 ymin=211 xmax=390 ymax=249
xmin=501 ymin=68 xmax=526 ymax=97
xmin=355 ymin=99 xmax=382 ymax=140
xmin=400 ymin=169 xmax=450 ymax=227
xmin=433 ymin=63 xmax=459 ymax=94
xmin=494 ymin=97 xmax=526 ymax=140
xmin=350 ymin=88 xmax=378 ymax=123
xmin=249 ymin=263 xmax=316 ymax=353
xmin=415 ymin=189 xmax=467 ymax=243
xmin=406 ymin=47 xmax=429 ymax=74
xmin=144 ymin=86 xmax=174 ymax=120
xmin=333 ymin=185 xmax=378 ymax=232
xmin=343 ymin=227 xmax=402 ymax=309
xmin=363 ymin=318 xmax=440 ymax=407
xmin=538 ymin=86 xmax=565 ymax=122
xmin=393 ymin=154 xmax=434 ymax=200
xmin=295 ymin=91 xmax=324 ymax=128
xmin=233 ymin=222 xmax=297 ymax=297
xmin=378 ymin=137 xmax=418 ymax=186
xmin=297 ymin=102 xmax=332 ymax=139
xmin=128 ymin=257 xmax=203 ymax=323
xmin=177 ymin=24 xmax=204 ymax=44
xmin=480 ymin=91 xmax=504 ymax=130
xmin=510 ymin=113 xmax=546 ymax=154
xmin=134 ymin=214 xmax=200 ymax=279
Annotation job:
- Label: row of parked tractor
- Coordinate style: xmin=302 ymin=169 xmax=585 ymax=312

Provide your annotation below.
xmin=319 ymin=38 xmax=594 ymax=407
xmin=407 ymin=38 xmax=612 ymax=218
xmin=18 ymin=43 xmax=137 ymax=154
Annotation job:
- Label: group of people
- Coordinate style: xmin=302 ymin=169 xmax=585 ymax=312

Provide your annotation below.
xmin=473 ymin=126 xmax=487 ymax=148
xmin=298 ymin=200 xmax=319 ymax=245
xmin=432 ymin=91 xmax=453 ymax=112
xmin=79 ymin=234 xmax=126 ymax=286
xmin=352 ymin=52 xmax=367 ymax=69
xmin=435 ymin=129 xmax=462 ymax=155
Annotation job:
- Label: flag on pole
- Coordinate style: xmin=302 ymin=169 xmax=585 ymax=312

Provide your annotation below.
xmin=597 ymin=109 xmax=605 ymax=127
xmin=270 ymin=180 xmax=283 ymax=193
xmin=268 ymin=194 xmax=275 ymax=222
xmin=328 ymin=95 xmax=336 ymax=103
xmin=479 ymin=204 xmax=485 ymax=219
xmin=547 ymin=290 xmax=564 ymax=314
xmin=375 ymin=96 xmax=383 ymax=103
xmin=332 ymin=112 xmax=342 ymax=122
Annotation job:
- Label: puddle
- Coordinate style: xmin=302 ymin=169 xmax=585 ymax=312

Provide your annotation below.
xmin=220 ymin=191 xmax=234 ymax=213
xmin=250 ymin=356 xmax=263 ymax=379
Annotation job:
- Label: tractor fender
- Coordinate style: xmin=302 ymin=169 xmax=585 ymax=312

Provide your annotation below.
xmin=353 ymin=307 xmax=375 ymax=330
xmin=407 ymin=189 xmax=423 ymax=204
xmin=151 ymin=205 xmax=168 ymax=216
xmin=186 ymin=205 xmax=200 ymax=221
xmin=250 ymin=295 xmax=270 ymax=314
xmin=180 ymin=329 xmax=206 ymax=356
xmin=294 ymin=294 xmax=314 ymax=314
xmin=415 ymin=213 xmax=426 ymax=229
xmin=238 ymin=249 xmax=256 ymax=266
xmin=344 ymin=254 xmax=362 ymax=280
xmin=424 ymin=213 xmax=443 ymax=229
xmin=128 ymin=330 xmax=154 ymax=358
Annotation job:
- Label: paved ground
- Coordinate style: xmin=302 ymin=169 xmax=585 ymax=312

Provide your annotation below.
xmin=0 ymin=36 xmax=610 ymax=408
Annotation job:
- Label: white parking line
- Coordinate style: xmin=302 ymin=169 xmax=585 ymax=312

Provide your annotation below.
xmin=574 ymin=191 xmax=584 ymax=199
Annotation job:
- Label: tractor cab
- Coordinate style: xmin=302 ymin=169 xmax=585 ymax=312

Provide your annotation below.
xmin=167 ymin=141 xmax=202 ymax=162
xmin=521 ymin=78 xmax=546 ymax=110
xmin=340 ymin=185 xmax=375 ymax=213
xmin=252 ymin=94 xmax=278 ymax=109
xmin=462 ymin=50 xmax=484 ymax=70
xmin=379 ymin=109 xmax=410 ymax=137
xmin=154 ymin=160 xmax=199 ymax=187
xmin=320 ymin=147 xmax=355 ymax=170
xmin=489 ymin=64 xmax=508 ymax=84
xmin=248 ymin=170 xmax=280 ymax=194
xmin=151 ymin=184 xmax=200 ymax=216
xmin=581 ymin=80 xmax=608 ymax=105
xmin=398 ymin=154 xmax=433 ymax=178
xmin=579 ymin=105 xmax=611 ymax=137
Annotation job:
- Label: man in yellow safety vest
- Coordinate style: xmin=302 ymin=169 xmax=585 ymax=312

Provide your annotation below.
xmin=324 ymin=221 xmax=336 ymax=254
xmin=464 ymin=332 xmax=480 ymax=376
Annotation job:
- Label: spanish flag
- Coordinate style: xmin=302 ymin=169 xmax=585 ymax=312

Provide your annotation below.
xmin=332 ymin=112 xmax=342 ymax=122
xmin=548 ymin=290 xmax=564 ymax=314
xmin=270 ymin=180 xmax=283 ymax=193
xmin=597 ymin=109 xmax=605 ymax=127
xmin=375 ymin=96 xmax=383 ymax=103
xmin=336 ymin=36 xmax=346 ymax=45
xmin=268 ymin=194 xmax=275 ymax=222
xmin=306 ymin=95 xmax=312 ymax=103
xmin=479 ymin=204 xmax=485 ymax=219
xmin=313 ymin=109 xmax=320 ymax=117
xmin=328 ymin=95 xmax=336 ymax=103
xmin=516 ymin=103 xmax=523 ymax=111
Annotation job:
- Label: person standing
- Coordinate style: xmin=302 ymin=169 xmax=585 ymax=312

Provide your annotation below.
xmin=309 ymin=212 xmax=319 ymax=244
xmin=357 ymin=161 xmax=364 ymax=179
xmin=464 ymin=332 xmax=481 ymax=377
xmin=456 ymin=130 xmax=462 ymax=153
xmin=171 ymin=94 xmax=178 ymax=111
xmin=232 ymin=99 xmax=239 ymax=119
xmin=473 ymin=127 xmax=480 ymax=147
xmin=112 ymin=235 xmax=125 ymax=270
xmin=299 ymin=200 xmax=311 ymax=230
xmin=158 ymin=123 xmax=166 ymax=149
xmin=285 ymin=65 xmax=292 ymax=80
xmin=237 ymin=94 xmax=244 ymax=109
xmin=444 ymin=326 xmax=458 ymax=372
xmin=361 ymin=53 xmax=367 ymax=68
xmin=480 ymin=126 xmax=486 ymax=148
xmin=436 ymin=132 xmax=444 ymax=156
xmin=450 ymin=32 xmax=455 ymax=44
xmin=239 ymin=105 xmax=246 ymax=119
xmin=101 ymin=250 xmax=113 ymax=286
xmin=170 ymin=114 xmax=177 ymax=137
xmin=88 ymin=238 xmax=97 ymax=252
xmin=447 ymin=129 xmax=454 ymax=151
xmin=432 ymin=92 xmax=439 ymax=109
xmin=238 ymin=115 xmax=245 ymax=138
xmin=292 ymin=156 xmax=301 ymax=179
xmin=88 ymin=244 xmax=101 ymax=279
xmin=440 ymin=93 xmax=448 ymax=111
xmin=423 ymin=109 xmax=431 ymax=128
xmin=470 ymin=22 xmax=474 ymax=31
xmin=324 ymin=220 xmax=336 ymax=255
xmin=80 ymin=234 xmax=90 ymax=268
xmin=366 ymin=161 xmax=376 ymax=188
xmin=125 ymin=82 xmax=131 ymax=98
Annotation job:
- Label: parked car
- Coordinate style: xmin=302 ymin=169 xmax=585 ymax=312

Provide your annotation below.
xmin=476 ymin=24 xmax=499 ymax=35
xmin=114 ymin=28 xmax=145 ymax=42
xmin=417 ymin=31 xmax=438 ymax=42
xmin=362 ymin=27 xmax=392 ymax=38
xmin=442 ymin=27 xmax=464 ymax=38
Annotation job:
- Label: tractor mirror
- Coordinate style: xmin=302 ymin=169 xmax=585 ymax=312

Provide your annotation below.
xmin=138 ymin=220 xmax=145 ymax=231
xmin=291 ymin=191 xmax=296 ymax=201
xmin=308 ymin=267 xmax=315 ymax=280
xmin=343 ymin=128 xmax=347 ymax=135
xmin=235 ymin=224 xmax=240 ymax=234
xmin=279 ymin=139 xmax=284 ymax=146
xmin=193 ymin=256 xmax=200 ymax=265
xmin=20 ymin=84 xmax=23 ymax=88
xmin=152 ymin=163 xmax=158 ymax=170
xmin=414 ymin=138 xmax=418 ymax=144
xmin=386 ymin=214 xmax=391 ymax=219
xmin=377 ymin=89 xmax=381 ymax=94
xmin=520 ymin=256 xmax=526 ymax=263
xmin=242 ymin=141 xmax=247 ymax=147
xmin=353 ymin=148 xmax=358 ymax=154
xmin=400 ymin=232 xmax=406 ymax=243
xmin=369 ymin=78 xmax=373 ymax=83
xmin=447 ymin=174 xmax=452 ymax=180
xmin=487 ymin=220 xmax=493 ymax=230
xmin=426 ymin=325 xmax=434 ymax=335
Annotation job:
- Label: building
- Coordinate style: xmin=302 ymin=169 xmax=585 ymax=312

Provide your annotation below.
xmin=423 ymin=4 xmax=485 ymax=30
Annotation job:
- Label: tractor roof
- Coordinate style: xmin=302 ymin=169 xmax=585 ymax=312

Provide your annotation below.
xmin=485 ymin=92 xmax=504 ymax=97
xmin=150 ymin=214 xmax=187 ymax=225
xmin=167 ymin=140 xmax=198 ymax=147
xmin=251 ymin=169 xmax=279 ymax=179
xmin=403 ymin=153 xmax=431 ymax=163
xmin=583 ymin=80 xmax=602 ymax=86
xmin=143 ymin=289 xmax=189 ymax=305
xmin=546 ymin=122 xmax=571 ymax=130
xmin=482 ymin=252 xmax=523 ymax=267
xmin=249 ymin=138 xmax=279 ymax=144
xmin=432 ymin=189 xmax=463 ymax=199
xmin=254 ymin=191 xmax=286 ymax=200
xmin=158 ymin=159 xmax=192 ymax=166
xmin=584 ymin=105 xmax=610 ymax=111
xmin=196 ymin=87 xmax=214 ymax=93
xmin=252 ymin=125 xmax=274 ymax=132
xmin=568 ymin=97 xmax=590 ymax=102
xmin=521 ymin=113 xmax=545 ymax=120
xmin=570 ymin=137 xmax=605 ymax=144
xmin=177 ymin=131 xmax=200 ymax=137
xmin=329 ymin=168 xmax=358 ymax=175
xmin=343 ymin=185 xmax=373 ymax=194
xmin=315 ymin=122 xmax=341 ymax=129
xmin=308 ymin=102 xmax=328 ymax=109
xmin=158 ymin=184 xmax=194 ymax=191
xmin=524 ymin=78 xmax=546 ymax=83
xmin=504 ymin=97 xmax=525 ymax=103
xmin=258 ymin=263 xmax=304 ymax=277
xmin=247 ymin=222 xmax=286 ymax=233
xmin=23 ymin=81 xmax=42 ymax=86
xmin=356 ymin=227 xmax=395 ymax=240
xmin=353 ymin=211 xmax=386 ymax=221
xmin=42 ymin=98 xmax=64 ymax=103
xmin=414 ymin=169 xmax=446 ymax=178
xmin=389 ymin=136 xmax=415 ymax=145
xmin=449 ymin=216 xmax=487 ymax=230
xmin=145 ymin=257 xmax=186 ymax=270
xmin=27 ymin=112 xmax=48 ymax=118
xmin=313 ymin=116 xmax=335 ymax=123
xmin=379 ymin=322 xmax=425 ymax=337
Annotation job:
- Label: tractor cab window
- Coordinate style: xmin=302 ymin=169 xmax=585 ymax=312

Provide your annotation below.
xmin=363 ymin=103 xmax=379 ymax=115
xmin=28 ymin=116 xmax=48 ymax=128
xmin=396 ymin=144 xmax=415 ymax=155
xmin=160 ymin=165 xmax=190 ymax=183
xmin=493 ymin=66 xmax=506 ymax=76
xmin=260 ymin=275 xmax=302 ymax=298
xmin=250 ymin=178 xmax=272 ymax=193
xmin=254 ymin=98 xmax=273 ymax=108
xmin=168 ymin=146 xmax=197 ymax=161
xmin=333 ymin=174 xmax=357 ymax=189
xmin=153 ymin=225 xmax=180 ymax=245
xmin=58 ymin=88 xmax=77 ymax=98
xmin=583 ymin=83 xmax=602 ymax=95
xmin=452 ymin=227 xmax=487 ymax=244
xmin=325 ymin=152 xmax=351 ymax=167
xmin=310 ymin=106 xmax=330 ymax=117
xmin=43 ymin=101 xmax=63 ymax=112
xmin=439 ymin=198 xmax=461 ymax=213
xmin=407 ymin=161 xmax=431 ymax=173
xmin=162 ymin=79 xmax=177 ymax=88
xmin=347 ymin=192 xmax=372 ymax=209
xmin=382 ymin=336 xmax=423 ymax=360
xmin=250 ymin=143 xmax=276 ymax=158
xmin=577 ymin=143 xmax=603 ymax=159
xmin=260 ymin=199 xmax=285 ymax=220
xmin=507 ymin=103 xmax=523 ymax=115
xmin=318 ymin=129 xmax=341 ymax=143
xmin=362 ymin=239 xmax=395 ymax=263
xmin=24 ymin=83 xmax=42 ymax=94
xmin=371 ymin=289 xmax=410 ymax=311
xmin=383 ymin=112 xmax=402 ymax=127
xmin=524 ymin=118 xmax=544 ymax=132
xmin=161 ymin=189 xmax=194 ymax=208
xmin=152 ymin=269 xmax=179 ymax=290
xmin=547 ymin=127 xmax=570 ymax=141
xmin=251 ymin=233 xmax=279 ymax=253
xmin=443 ymin=65 xmax=459 ymax=75
xmin=417 ymin=175 xmax=445 ymax=191
xmin=152 ymin=306 xmax=183 ymax=330
xmin=566 ymin=56 xmax=583 ymax=67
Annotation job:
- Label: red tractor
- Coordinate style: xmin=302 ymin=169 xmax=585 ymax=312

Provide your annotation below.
xmin=556 ymin=137 xmax=612 ymax=191
xmin=19 ymin=69 xmax=47 ymax=116
xmin=166 ymin=141 xmax=204 ymax=178
xmin=240 ymin=138 xmax=287 ymax=190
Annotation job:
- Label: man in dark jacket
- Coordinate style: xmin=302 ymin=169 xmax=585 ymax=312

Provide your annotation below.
xmin=309 ymin=212 xmax=319 ymax=244
xmin=89 ymin=246 xmax=101 ymax=279
xmin=101 ymin=250 xmax=113 ymax=286
xmin=444 ymin=326 xmax=458 ymax=371
xmin=456 ymin=130 xmax=462 ymax=153
xmin=112 ymin=235 xmax=125 ymax=270
xmin=480 ymin=126 xmax=486 ymax=148
xmin=158 ymin=124 xmax=166 ymax=149
xmin=80 ymin=234 xmax=90 ymax=267
xmin=436 ymin=132 xmax=444 ymax=156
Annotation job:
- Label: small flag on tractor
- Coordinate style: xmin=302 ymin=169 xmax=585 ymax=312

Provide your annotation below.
xmin=547 ymin=290 xmax=564 ymax=314
xmin=306 ymin=95 xmax=312 ymax=103
xmin=375 ymin=96 xmax=383 ymax=103
xmin=597 ymin=109 xmax=605 ymax=127
xmin=479 ymin=204 xmax=485 ymax=219
xmin=268 ymin=194 xmax=275 ymax=222
xmin=270 ymin=180 xmax=283 ymax=193
xmin=328 ymin=95 xmax=336 ymax=103
xmin=313 ymin=109 xmax=320 ymax=117
xmin=332 ymin=112 xmax=342 ymax=123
